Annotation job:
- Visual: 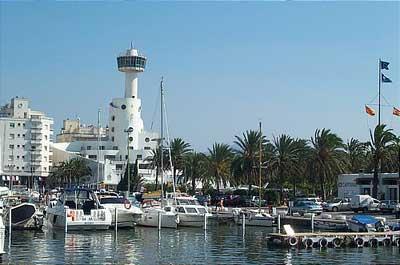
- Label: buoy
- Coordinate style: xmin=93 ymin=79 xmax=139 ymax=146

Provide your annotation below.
xmin=303 ymin=238 xmax=313 ymax=248
xmin=332 ymin=237 xmax=342 ymax=248
xmin=288 ymin=236 xmax=298 ymax=247
xmin=319 ymin=238 xmax=328 ymax=248
xmin=382 ymin=238 xmax=391 ymax=247
xmin=369 ymin=238 xmax=378 ymax=247
xmin=355 ymin=237 xmax=364 ymax=248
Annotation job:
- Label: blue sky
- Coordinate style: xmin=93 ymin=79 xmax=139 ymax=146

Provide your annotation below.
xmin=0 ymin=2 xmax=399 ymax=151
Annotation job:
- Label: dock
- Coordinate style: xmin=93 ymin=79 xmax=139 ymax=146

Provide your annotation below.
xmin=267 ymin=228 xmax=400 ymax=248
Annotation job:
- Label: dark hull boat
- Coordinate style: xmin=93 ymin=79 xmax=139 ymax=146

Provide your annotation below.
xmin=6 ymin=203 xmax=43 ymax=230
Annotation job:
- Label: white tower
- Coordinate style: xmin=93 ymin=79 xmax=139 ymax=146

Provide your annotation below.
xmin=108 ymin=47 xmax=147 ymax=161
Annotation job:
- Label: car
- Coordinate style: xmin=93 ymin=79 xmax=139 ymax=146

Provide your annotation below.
xmin=294 ymin=197 xmax=323 ymax=205
xmin=379 ymin=200 xmax=400 ymax=213
xmin=290 ymin=200 xmax=323 ymax=216
xmin=323 ymin=198 xmax=351 ymax=212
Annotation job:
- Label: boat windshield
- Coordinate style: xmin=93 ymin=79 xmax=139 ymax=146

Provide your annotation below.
xmin=185 ymin=207 xmax=198 ymax=214
xmin=197 ymin=207 xmax=207 ymax=214
xmin=99 ymin=197 xmax=125 ymax=204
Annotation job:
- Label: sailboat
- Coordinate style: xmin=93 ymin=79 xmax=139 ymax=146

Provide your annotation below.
xmin=233 ymin=122 xmax=275 ymax=227
xmin=136 ymin=78 xmax=179 ymax=229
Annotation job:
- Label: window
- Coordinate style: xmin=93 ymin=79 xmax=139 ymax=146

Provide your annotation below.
xmin=111 ymin=116 xmax=115 ymax=121
xmin=45 ymin=124 xmax=48 ymax=129
xmin=22 ymin=167 xmax=24 ymax=170
xmin=45 ymin=135 xmax=48 ymax=140
xmin=121 ymin=104 xmax=126 ymax=110
xmin=44 ymin=146 xmax=47 ymax=151
xmin=88 ymin=155 xmax=97 ymax=159
xmin=125 ymin=155 xmax=128 ymax=159
xmin=16 ymin=167 xmax=19 ymax=170
xmin=129 ymin=146 xmax=133 ymax=150
xmin=111 ymin=136 xmax=115 ymax=142
xmin=9 ymin=144 xmax=14 ymax=149
xmin=8 ymin=155 xmax=13 ymax=161
xmin=24 ymin=113 xmax=27 ymax=118
xmin=137 ymin=155 xmax=142 ymax=159
xmin=104 ymin=155 xmax=115 ymax=160
xmin=10 ymin=123 xmax=15 ymax=128
xmin=43 ymin=167 xmax=47 ymax=171
xmin=111 ymin=127 xmax=114 ymax=132
xmin=17 ymin=145 xmax=20 ymax=148
xmin=44 ymin=156 xmax=47 ymax=161
xmin=22 ymin=156 xmax=25 ymax=159
xmin=113 ymin=146 xmax=118 ymax=150
xmin=144 ymin=147 xmax=151 ymax=150
xmin=99 ymin=146 xmax=105 ymax=150
xmin=87 ymin=146 xmax=92 ymax=150
xmin=22 ymin=145 xmax=25 ymax=149
xmin=22 ymin=134 xmax=25 ymax=137
xmin=32 ymin=146 xmax=36 ymax=150
xmin=145 ymin=137 xmax=150 ymax=142
xmin=17 ymin=123 xmax=21 ymax=127
xmin=9 ymin=134 xmax=15 ymax=140
xmin=17 ymin=134 xmax=20 ymax=137
xmin=116 ymin=164 xmax=123 ymax=170
xmin=17 ymin=156 xmax=20 ymax=159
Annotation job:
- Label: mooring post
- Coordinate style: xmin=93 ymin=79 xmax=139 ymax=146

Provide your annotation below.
xmin=64 ymin=208 xmax=68 ymax=234
xmin=311 ymin=214 xmax=314 ymax=233
xmin=0 ymin=201 xmax=5 ymax=256
xmin=115 ymin=208 xmax=118 ymax=233
xmin=242 ymin=213 xmax=246 ymax=236
xmin=158 ymin=211 xmax=162 ymax=230
xmin=278 ymin=214 xmax=281 ymax=234
xmin=204 ymin=213 xmax=207 ymax=231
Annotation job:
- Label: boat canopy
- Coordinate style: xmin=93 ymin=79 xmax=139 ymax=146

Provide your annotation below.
xmin=351 ymin=215 xmax=379 ymax=225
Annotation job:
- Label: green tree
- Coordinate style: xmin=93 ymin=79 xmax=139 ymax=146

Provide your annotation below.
xmin=169 ymin=138 xmax=191 ymax=185
xmin=368 ymin=124 xmax=395 ymax=198
xmin=205 ymin=143 xmax=233 ymax=192
xmin=48 ymin=157 xmax=92 ymax=188
xmin=309 ymin=128 xmax=346 ymax=200
xmin=184 ymin=152 xmax=207 ymax=194
xmin=117 ymin=159 xmax=144 ymax=192
xmin=344 ymin=138 xmax=367 ymax=173
xmin=232 ymin=130 xmax=266 ymax=192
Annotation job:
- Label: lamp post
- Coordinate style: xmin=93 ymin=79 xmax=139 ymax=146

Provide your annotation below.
xmin=124 ymin=127 xmax=134 ymax=196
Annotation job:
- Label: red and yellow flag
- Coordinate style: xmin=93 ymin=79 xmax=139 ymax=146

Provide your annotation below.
xmin=393 ymin=107 xmax=400 ymax=116
xmin=365 ymin=105 xmax=376 ymax=116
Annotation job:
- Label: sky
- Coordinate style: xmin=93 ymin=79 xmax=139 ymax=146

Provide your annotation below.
xmin=0 ymin=2 xmax=399 ymax=151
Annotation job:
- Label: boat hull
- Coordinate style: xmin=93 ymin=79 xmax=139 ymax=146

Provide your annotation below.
xmin=137 ymin=208 xmax=178 ymax=229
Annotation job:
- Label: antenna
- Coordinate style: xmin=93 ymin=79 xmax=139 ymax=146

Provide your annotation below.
xmin=130 ymin=41 xmax=133 ymax=49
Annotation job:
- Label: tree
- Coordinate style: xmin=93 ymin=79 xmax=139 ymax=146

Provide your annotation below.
xmin=184 ymin=152 xmax=207 ymax=194
xmin=232 ymin=130 xmax=266 ymax=192
xmin=205 ymin=143 xmax=233 ymax=192
xmin=269 ymin=135 xmax=308 ymax=201
xmin=168 ymin=138 xmax=191 ymax=185
xmin=117 ymin=159 xmax=144 ymax=192
xmin=309 ymin=129 xmax=346 ymax=200
xmin=48 ymin=157 xmax=92 ymax=188
xmin=368 ymin=124 xmax=395 ymax=198
xmin=145 ymin=148 xmax=168 ymax=189
xmin=344 ymin=138 xmax=367 ymax=173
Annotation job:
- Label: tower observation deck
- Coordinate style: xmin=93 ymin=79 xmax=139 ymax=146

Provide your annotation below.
xmin=117 ymin=48 xmax=147 ymax=98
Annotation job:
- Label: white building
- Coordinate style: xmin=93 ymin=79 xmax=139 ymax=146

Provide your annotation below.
xmin=52 ymin=46 xmax=159 ymax=188
xmin=0 ymin=97 xmax=53 ymax=188
xmin=338 ymin=173 xmax=399 ymax=201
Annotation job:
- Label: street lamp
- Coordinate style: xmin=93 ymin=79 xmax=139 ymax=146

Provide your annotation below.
xmin=124 ymin=127 xmax=134 ymax=196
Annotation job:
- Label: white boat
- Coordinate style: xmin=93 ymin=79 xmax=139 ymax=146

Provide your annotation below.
xmin=347 ymin=214 xmax=388 ymax=232
xmin=136 ymin=199 xmax=178 ymax=229
xmin=313 ymin=213 xmax=348 ymax=231
xmin=46 ymin=188 xmax=111 ymax=231
xmin=166 ymin=193 xmax=212 ymax=228
xmin=233 ymin=209 xmax=275 ymax=227
xmin=96 ymin=191 xmax=142 ymax=228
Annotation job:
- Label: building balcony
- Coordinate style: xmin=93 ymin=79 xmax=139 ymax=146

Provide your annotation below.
xmin=30 ymin=139 xmax=42 ymax=144
xmin=30 ymin=161 xmax=41 ymax=166
xmin=30 ymin=128 xmax=42 ymax=133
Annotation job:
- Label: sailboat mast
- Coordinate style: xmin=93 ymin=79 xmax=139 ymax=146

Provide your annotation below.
xmin=160 ymin=77 xmax=164 ymax=206
xmin=259 ymin=121 xmax=262 ymax=211
xmin=378 ymin=58 xmax=381 ymax=126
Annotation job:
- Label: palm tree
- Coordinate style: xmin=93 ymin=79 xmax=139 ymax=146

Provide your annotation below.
xmin=48 ymin=157 xmax=91 ymax=188
xmin=232 ymin=130 xmax=266 ymax=192
xmin=309 ymin=128 xmax=346 ymax=200
xmin=145 ymin=148 xmax=169 ymax=189
xmin=184 ymin=152 xmax=207 ymax=194
xmin=344 ymin=138 xmax=367 ymax=173
xmin=269 ymin=135 xmax=308 ymax=201
xmin=368 ymin=124 xmax=395 ymax=198
xmin=205 ymin=143 xmax=233 ymax=192
xmin=169 ymin=138 xmax=191 ymax=185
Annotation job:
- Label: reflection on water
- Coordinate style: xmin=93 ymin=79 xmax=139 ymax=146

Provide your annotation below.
xmin=2 ymin=224 xmax=400 ymax=264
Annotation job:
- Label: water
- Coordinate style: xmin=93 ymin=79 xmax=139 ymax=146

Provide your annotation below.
xmin=2 ymin=225 xmax=400 ymax=264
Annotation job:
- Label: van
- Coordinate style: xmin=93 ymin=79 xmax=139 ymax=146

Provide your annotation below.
xmin=351 ymin=195 xmax=380 ymax=213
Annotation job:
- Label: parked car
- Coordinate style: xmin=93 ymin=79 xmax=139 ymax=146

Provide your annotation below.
xmin=294 ymin=197 xmax=323 ymax=205
xmin=351 ymin=195 xmax=380 ymax=213
xmin=290 ymin=200 xmax=323 ymax=216
xmin=323 ymin=198 xmax=351 ymax=212
xmin=379 ymin=200 xmax=400 ymax=213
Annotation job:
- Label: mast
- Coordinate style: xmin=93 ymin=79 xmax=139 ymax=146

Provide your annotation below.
xmin=160 ymin=77 xmax=164 ymax=207
xmin=378 ymin=58 xmax=381 ymax=126
xmin=97 ymin=108 xmax=101 ymax=190
xmin=258 ymin=121 xmax=262 ymax=211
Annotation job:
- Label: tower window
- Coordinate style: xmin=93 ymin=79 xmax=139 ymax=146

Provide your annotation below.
xmin=121 ymin=104 xmax=126 ymax=110
xmin=111 ymin=136 xmax=114 ymax=142
xmin=111 ymin=116 xmax=115 ymax=121
xmin=111 ymin=127 xmax=114 ymax=132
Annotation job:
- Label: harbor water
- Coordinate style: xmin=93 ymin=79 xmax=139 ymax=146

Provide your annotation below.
xmin=2 ymin=224 xmax=400 ymax=264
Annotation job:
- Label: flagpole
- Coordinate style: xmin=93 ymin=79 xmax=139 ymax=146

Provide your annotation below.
xmin=378 ymin=58 xmax=381 ymax=126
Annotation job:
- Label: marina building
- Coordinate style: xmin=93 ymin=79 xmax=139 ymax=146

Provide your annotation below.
xmin=0 ymin=97 xmax=53 ymax=188
xmin=52 ymin=46 xmax=159 ymax=188
xmin=338 ymin=173 xmax=400 ymax=201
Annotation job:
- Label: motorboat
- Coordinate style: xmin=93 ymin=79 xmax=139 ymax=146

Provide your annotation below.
xmin=313 ymin=213 xmax=348 ymax=231
xmin=136 ymin=199 xmax=179 ymax=229
xmin=165 ymin=193 xmax=212 ymax=228
xmin=5 ymin=202 xmax=43 ymax=230
xmin=46 ymin=188 xmax=111 ymax=231
xmin=233 ymin=208 xmax=275 ymax=227
xmin=347 ymin=214 xmax=388 ymax=232
xmin=96 ymin=191 xmax=142 ymax=228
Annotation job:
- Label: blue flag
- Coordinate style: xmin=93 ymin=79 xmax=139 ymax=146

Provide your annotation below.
xmin=380 ymin=60 xmax=390 ymax=70
xmin=382 ymin=74 xmax=392 ymax=83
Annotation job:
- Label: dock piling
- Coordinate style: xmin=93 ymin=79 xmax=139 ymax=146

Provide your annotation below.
xmin=311 ymin=214 xmax=314 ymax=233
xmin=242 ymin=213 xmax=245 ymax=236
xmin=114 ymin=208 xmax=118 ymax=233
xmin=158 ymin=211 xmax=162 ymax=230
xmin=64 ymin=209 xmax=68 ymax=234
xmin=277 ymin=214 xmax=281 ymax=234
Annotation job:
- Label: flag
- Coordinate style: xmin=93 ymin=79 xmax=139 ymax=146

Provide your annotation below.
xmin=365 ymin=105 xmax=376 ymax=116
xmin=382 ymin=74 xmax=392 ymax=83
xmin=380 ymin=60 xmax=390 ymax=70
xmin=393 ymin=107 xmax=400 ymax=116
